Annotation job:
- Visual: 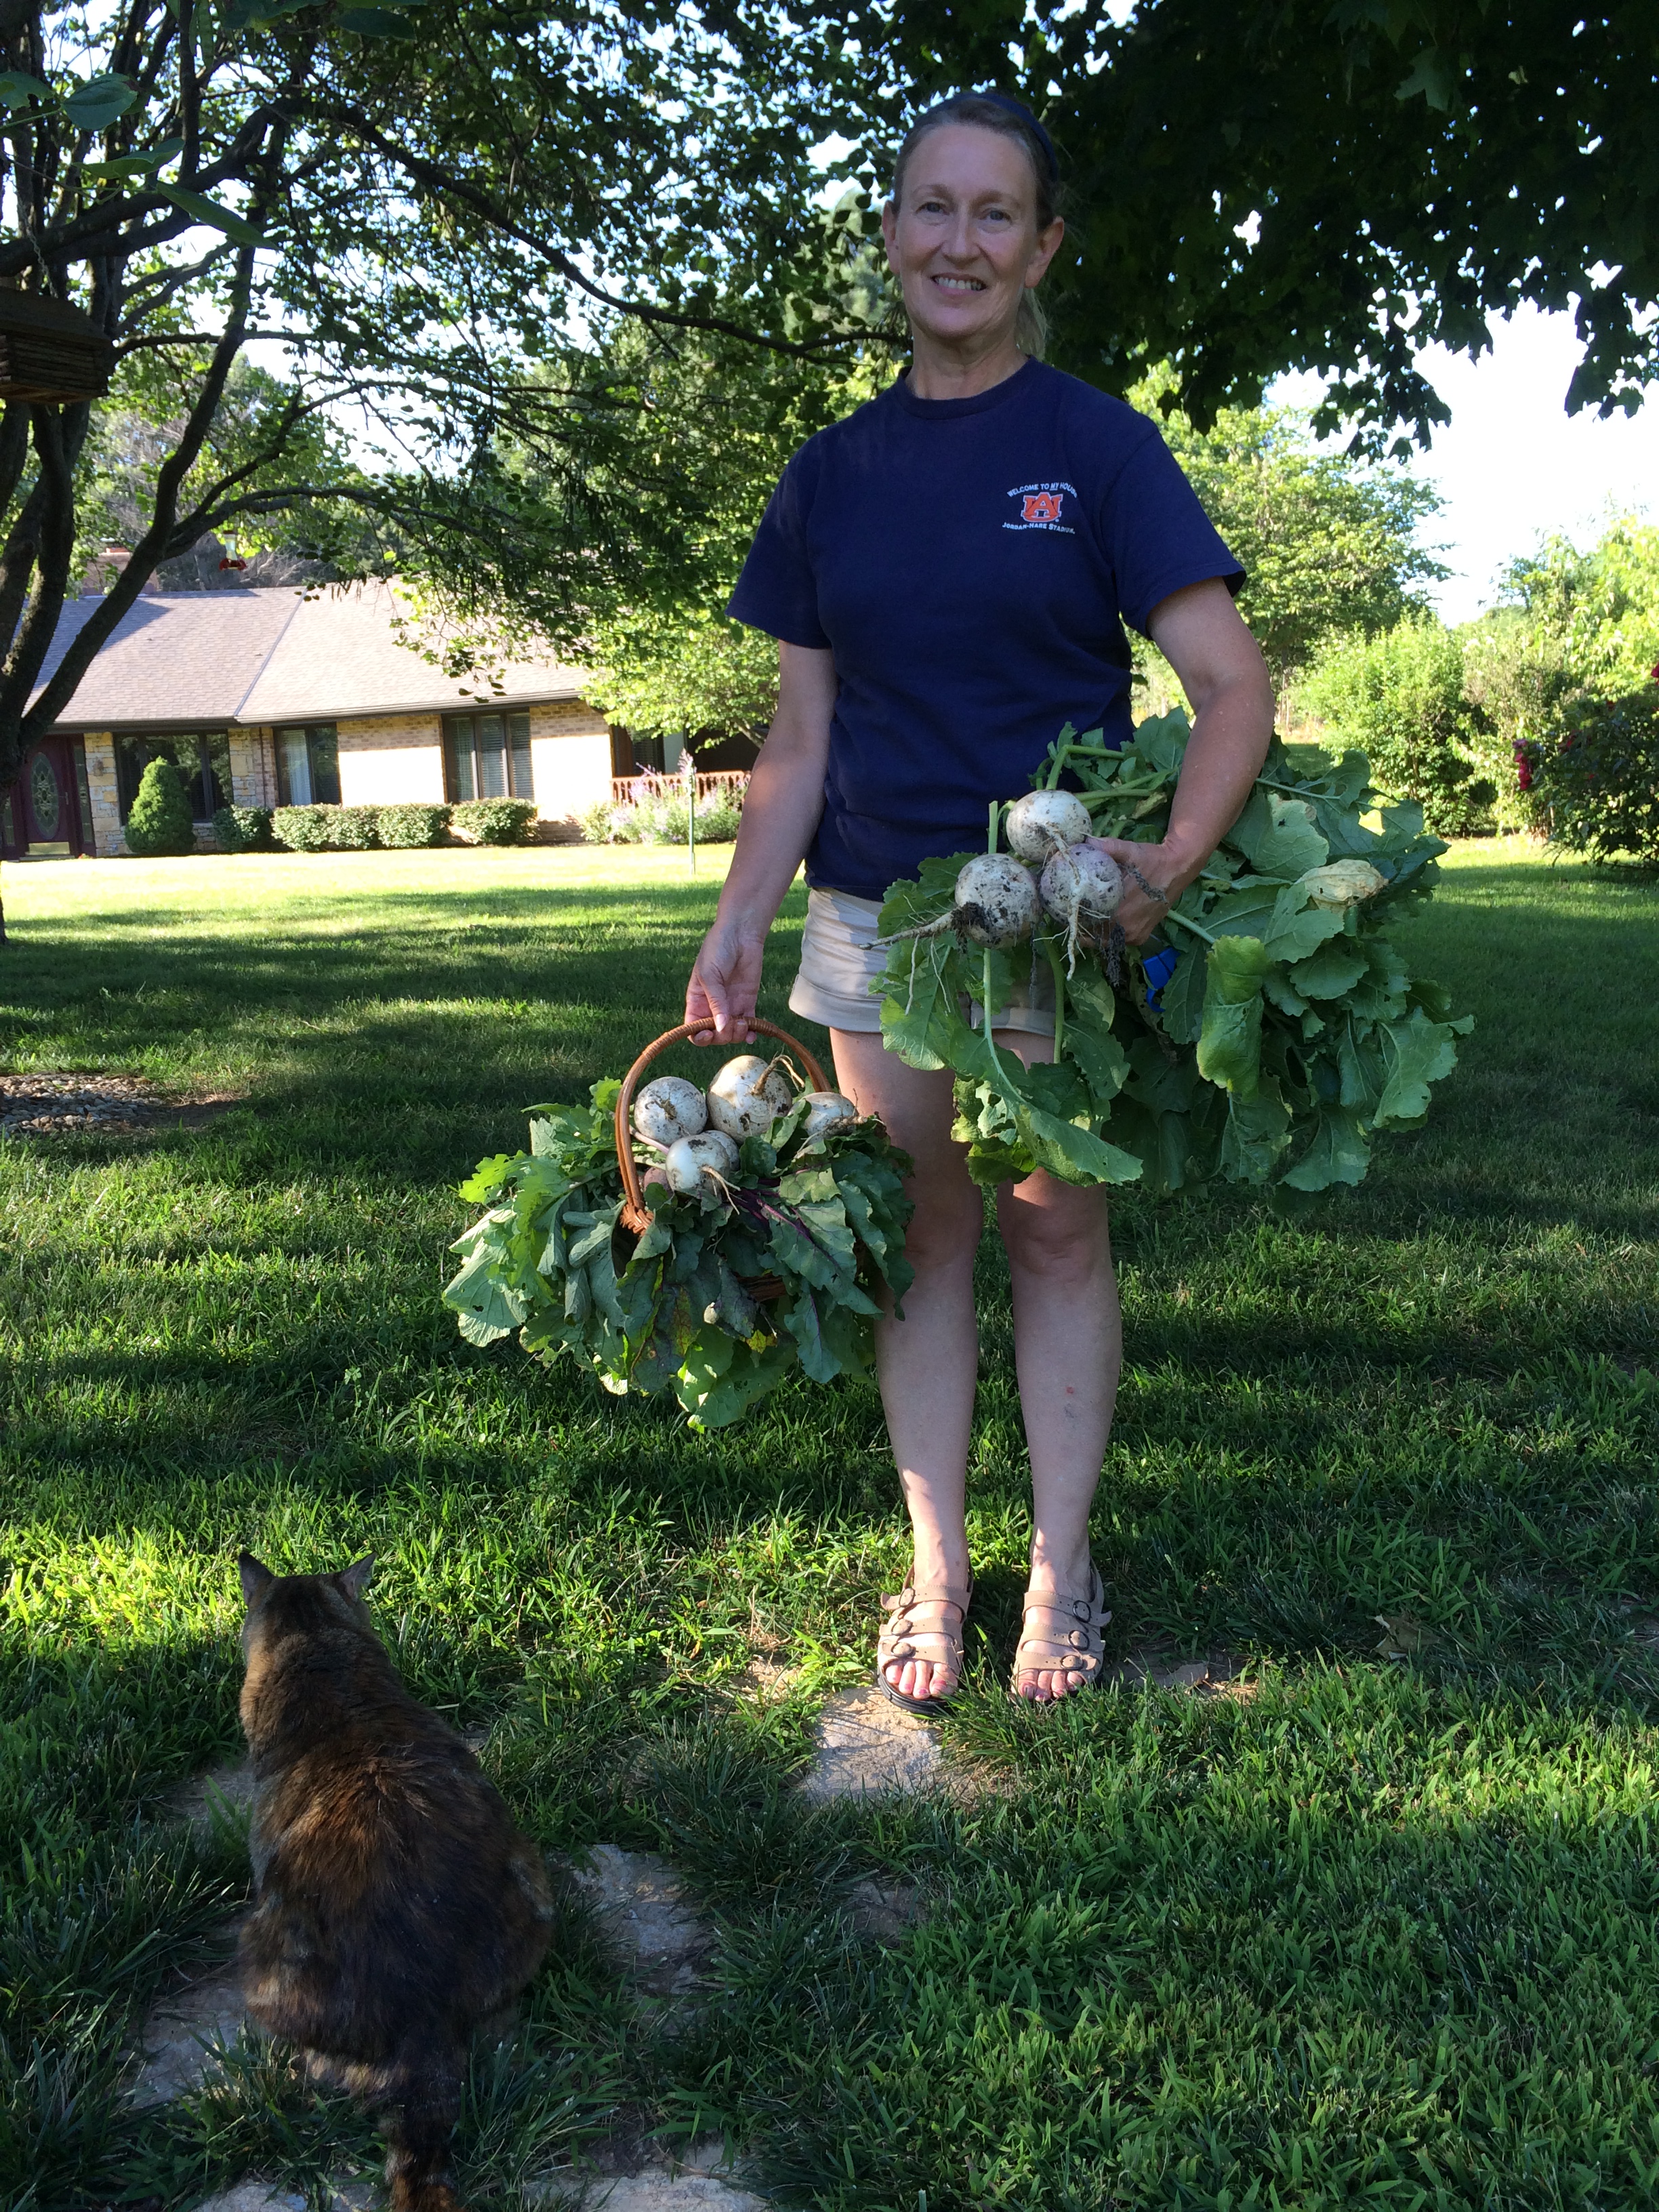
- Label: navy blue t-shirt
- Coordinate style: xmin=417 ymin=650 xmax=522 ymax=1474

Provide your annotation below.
xmin=726 ymin=357 xmax=1244 ymax=900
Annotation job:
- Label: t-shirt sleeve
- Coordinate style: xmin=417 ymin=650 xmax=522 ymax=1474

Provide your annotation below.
xmin=725 ymin=456 xmax=831 ymax=650
xmin=1103 ymin=426 xmax=1245 ymax=637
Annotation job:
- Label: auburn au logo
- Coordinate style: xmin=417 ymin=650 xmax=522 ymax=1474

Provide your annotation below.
xmin=1021 ymin=491 xmax=1064 ymax=525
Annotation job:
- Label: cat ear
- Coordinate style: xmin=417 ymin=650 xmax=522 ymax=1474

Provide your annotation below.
xmin=239 ymin=1553 xmax=274 ymax=1605
xmin=339 ymin=1555 xmax=374 ymax=1600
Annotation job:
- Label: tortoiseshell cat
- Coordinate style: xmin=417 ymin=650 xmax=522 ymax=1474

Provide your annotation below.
xmin=236 ymin=1553 xmax=552 ymax=2212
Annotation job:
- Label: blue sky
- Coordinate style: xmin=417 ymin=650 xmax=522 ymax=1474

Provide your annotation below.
xmin=1275 ymin=304 xmax=1659 ymax=625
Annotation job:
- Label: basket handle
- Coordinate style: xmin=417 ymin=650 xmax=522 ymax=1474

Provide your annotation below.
xmin=613 ymin=1018 xmax=832 ymax=1233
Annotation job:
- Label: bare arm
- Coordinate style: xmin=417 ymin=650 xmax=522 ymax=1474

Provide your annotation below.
xmin=1092 ymin=577 xmax=1275 ymax=942
xmin=686 ymin=641 xmax=837 ymax=1044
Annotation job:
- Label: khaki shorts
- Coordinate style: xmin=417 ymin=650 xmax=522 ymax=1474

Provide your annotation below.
xmin=788 ymin=885 xmax=1056 ymax=1038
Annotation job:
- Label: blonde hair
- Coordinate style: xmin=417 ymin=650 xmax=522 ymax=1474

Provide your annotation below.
xmin=888 ymin=92 xmax=1061 ymax=359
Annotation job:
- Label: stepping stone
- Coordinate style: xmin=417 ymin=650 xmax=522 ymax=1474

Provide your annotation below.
xmin=798 ymin=1685 xmax=945 ymax=1803
xmin=536 ymin=2140 xmax=769 ymax=2210
xmin=569 ymin=1845 xmax=712 ymax=1999
xmin=841 ymin=1876 xmax=924 ymax=1943
xmin=165 ymin=1759 xmax=255 ymax=1836
xmin=188 ymin=2182 xmax=371 ymax=2212
xmin=131 ymin=1938 xmax=255 ymax=2107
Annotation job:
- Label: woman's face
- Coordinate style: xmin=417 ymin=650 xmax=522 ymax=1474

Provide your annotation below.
xmin=882 ymin=123 xmax=1064 ymax=357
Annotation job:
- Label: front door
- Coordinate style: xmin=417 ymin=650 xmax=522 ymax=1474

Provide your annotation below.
xmin=14 ymin=735 xmax=84 ymax=859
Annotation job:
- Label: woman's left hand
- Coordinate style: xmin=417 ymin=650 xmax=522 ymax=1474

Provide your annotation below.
xmin=1086 ymin=837 xmax=1193 ymax=945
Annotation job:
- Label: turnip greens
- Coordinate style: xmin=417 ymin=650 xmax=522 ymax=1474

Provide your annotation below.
xmin=876 ymin=709 xmax=1471 ymax=1201
xmin=445 ymin=1085 xmax=913 ymax=1427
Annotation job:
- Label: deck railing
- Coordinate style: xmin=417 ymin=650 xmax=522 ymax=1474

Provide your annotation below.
xmin=609 ymin=769 xmax=750 ymax=809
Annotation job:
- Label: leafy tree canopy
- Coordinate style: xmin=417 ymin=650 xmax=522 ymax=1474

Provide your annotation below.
xmin=834 ymin=0 xmax=1659 ymax=449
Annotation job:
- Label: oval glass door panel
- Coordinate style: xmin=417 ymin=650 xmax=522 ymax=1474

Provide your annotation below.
xmin=29 ymin=751 xmax=61 ymax=838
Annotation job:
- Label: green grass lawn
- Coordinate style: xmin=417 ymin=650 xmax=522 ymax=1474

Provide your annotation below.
xmin=3 ymin=836 xmax=1658 ymax=2212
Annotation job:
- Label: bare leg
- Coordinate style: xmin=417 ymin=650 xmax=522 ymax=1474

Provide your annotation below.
xmin=996 ymin=1168 xmax=1120 ymax=1700
xmin=832 ymin=1029 xmax=981 ymax=1704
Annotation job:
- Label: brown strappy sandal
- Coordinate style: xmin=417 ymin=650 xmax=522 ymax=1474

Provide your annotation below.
xmin=1011 ymin=1566 xmax=1110 ymax=1702
xmin=874 ymin=1576 xmax=972 ymax=1717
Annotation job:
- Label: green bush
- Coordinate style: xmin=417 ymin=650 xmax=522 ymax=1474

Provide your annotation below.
xmin=212 ymin=803 xmax=274 ymax=853
xmin=1528 ymin=689 xmax=1659 ymax=865
xmin=377 ymin=802 xmax=451 ymax=848
xmin=579 ymin=799 xmax=623 ymax=844
xmin=271 ymin=804 xmax=337 ymax=852
xmin=450 ymin=798 xmax=538 ymax=846
xmin=123 ymin=759 xmax=196 ymax=856
xmin=596 ymin=794 xmax=742 ymax=845
xmin=1302 ymin=614 xmax=1494 ymax=835
xmin=333 ymin=804 xmax=382 ymax=850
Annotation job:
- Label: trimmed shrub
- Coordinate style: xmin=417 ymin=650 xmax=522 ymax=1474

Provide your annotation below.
xmin=1302 ymin=614 xmax=1495 ymax=836
xmin=272 ymin=804 xmax=337 ymax=852
xmin=451 ymin=798 xmax=537 ymax=846
xmin=124 ymin=759 xmax=195 ymax=856
xmin=333 ymin=805 xmax=382 ymax=850
xmin=1528 ymin=689 xmax=1659 ymax=865
xmin=579 ymin=799 xmax=621 ymax=845
xmin=377 ymin=802 xmax=451 ymax=848
xmin=213 ymin=803 xmax=274 ymax=853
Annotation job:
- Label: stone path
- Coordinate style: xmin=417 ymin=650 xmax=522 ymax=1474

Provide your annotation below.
xmin=0 ymin=1071 xmax=238 ymax=1139
xmin=569 ymin=1845 xmax=712 ymax=2002
xmin=130 ymin=1933 xmax=252 ymax=2107
xmin=1103 ymin=1647 xmax=1254 ymax=1698
xmin=798 ymin=1685 xmax=947 ymax=1802
xmin=190 ymin=2183 xmax=373 ymax=2212
xmin=537 ymin=2138 xmax=769 ymax=2211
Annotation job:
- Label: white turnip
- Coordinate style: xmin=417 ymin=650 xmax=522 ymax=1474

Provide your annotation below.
xmin=663 ymin=1129 xmax=740 ymax=1196
xmin=633 ymin=1076 xmax=706 ymax=1149
xmin=1301 ymin=859 xmax=1387 ymax=908
xmin=799 ymin=1090 xmax=858 ymax=1140
xmin=951 ymin=853 xmax=1040 ymax=947
xmin=1005 ymin=788 xmax=1091 ymax=863
xmin=707 ymin=1054 xmax=794 ymax=1140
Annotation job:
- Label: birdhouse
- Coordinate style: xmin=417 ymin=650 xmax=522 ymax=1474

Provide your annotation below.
xmin=0 ymin=290 xmax=115 ymax=405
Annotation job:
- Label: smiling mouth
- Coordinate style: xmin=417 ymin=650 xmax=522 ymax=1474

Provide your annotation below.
xmin=932 ymin=274 xmax=986 ymax=293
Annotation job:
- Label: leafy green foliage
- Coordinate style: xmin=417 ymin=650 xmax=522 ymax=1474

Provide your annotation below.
xmin=1528 ymin=690 xmax=1659 ymax=867
xmin=375 ymin=804 xmax=451 ymax=849
xmin=211 ymin=804 xmax=274 ymax=854
xmin=445 ymin=1085 xmax=914 ymax=1428
xmin=123 ymin=760 xmax=194 ymax=858
xmin=451 ymin=800 xmax=538 ymax=848
xmin=841 ymin=1 xmax=1659 ymax=448
xmin=876 ymin=711 xmax=1469 ymax=1200
xmin=331 ymin=806 xmax=383 ymax=852
xmin=1303 ymin=613 xmax=1495 ymax=834
xmin=270 ymin=806 xmax=335 ymax=854
xmin=1149 ymin=390 xmax=1447 ymax=693
xmin=586 ymin=609 xmax=779 ymax=747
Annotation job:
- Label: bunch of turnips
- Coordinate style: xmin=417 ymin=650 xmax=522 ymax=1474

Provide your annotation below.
xmin=875 ymin=708 xmax=1472 ymax=1202
xmin=445 ymin=1045 xmax=913 ymax=1429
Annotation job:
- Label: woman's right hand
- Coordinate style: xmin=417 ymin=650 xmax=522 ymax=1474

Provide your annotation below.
xmin=687 ymin=918 xmax=766 ymax=1046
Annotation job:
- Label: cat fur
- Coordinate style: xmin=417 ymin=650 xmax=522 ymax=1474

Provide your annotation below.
xmin=236 ymin=1552 xmax=552 ymax=2212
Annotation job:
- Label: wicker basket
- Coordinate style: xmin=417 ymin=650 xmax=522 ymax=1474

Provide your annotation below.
xmin=613 ymin=1017 xmax=831 ymax=1300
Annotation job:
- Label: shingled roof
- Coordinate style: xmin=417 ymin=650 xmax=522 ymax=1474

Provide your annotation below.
xmin=39 ymin=580 xmax=586 ymax=731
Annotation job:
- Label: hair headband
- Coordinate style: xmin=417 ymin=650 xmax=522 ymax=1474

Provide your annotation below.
xmin=972 ymin=89 xmax=1060 ymax=185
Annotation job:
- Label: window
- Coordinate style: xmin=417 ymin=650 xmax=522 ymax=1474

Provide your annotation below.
xmin=443 ymin=712 xmax=533 ymax=803
xmin=274 ymin=724 xmax=340 ymax=807
xmin=115 ymin=730 xmax=232 ymax=822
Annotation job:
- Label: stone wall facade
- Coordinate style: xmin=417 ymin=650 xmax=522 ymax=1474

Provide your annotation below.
xmin=230 ymin=728 xmax=276 ymax=808
xmin=81 ymin=733 xmax=123 ymax=857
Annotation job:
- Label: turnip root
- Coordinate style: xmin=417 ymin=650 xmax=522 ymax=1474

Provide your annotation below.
xmin=707 ymin=1054 xmax=794 ymax=1140
xmin=800 ymin=1090 xmax=858 ymax=1140
xmin=633 ymin=1076 xmax=706 ymax=1149
xmin=1005 ymin=788 xmax=1091 ymax=862
xmin=663 ymin=1129 xmax=741 ymax=1196
xmin=1040 ymin=843 xmax=1124 ymax=972
xmin=1301 ymin=859 xmax=1387 ymax=908
xmin=874 ymin=853 xmax=1039 ymax=954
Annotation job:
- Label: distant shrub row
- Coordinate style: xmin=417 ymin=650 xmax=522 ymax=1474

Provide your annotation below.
xmin=581 ymin=793 xmax=742 ymax=846
xmin=211 ymin=798 xmax=539 ymax=853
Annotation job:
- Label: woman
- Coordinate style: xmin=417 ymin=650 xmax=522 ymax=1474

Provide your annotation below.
xmin=686 ymin=92 xmax=1274 ymax=1708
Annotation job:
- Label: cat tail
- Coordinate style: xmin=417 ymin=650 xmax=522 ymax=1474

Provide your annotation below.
xmin=382 ymin=2045 xmax=466 ymax=2212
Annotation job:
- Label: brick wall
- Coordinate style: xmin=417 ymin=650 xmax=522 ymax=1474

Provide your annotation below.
xmin=530 ymin=701 xmax=613 ymax=839
xmin=81 ymin=733 xmax=123 ymax=857
xmin=336 ymin=714 xmax=445 ymax=805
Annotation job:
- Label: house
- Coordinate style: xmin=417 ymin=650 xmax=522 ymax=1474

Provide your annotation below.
xmin=0 ymin=579 xmax=636 ymax=860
